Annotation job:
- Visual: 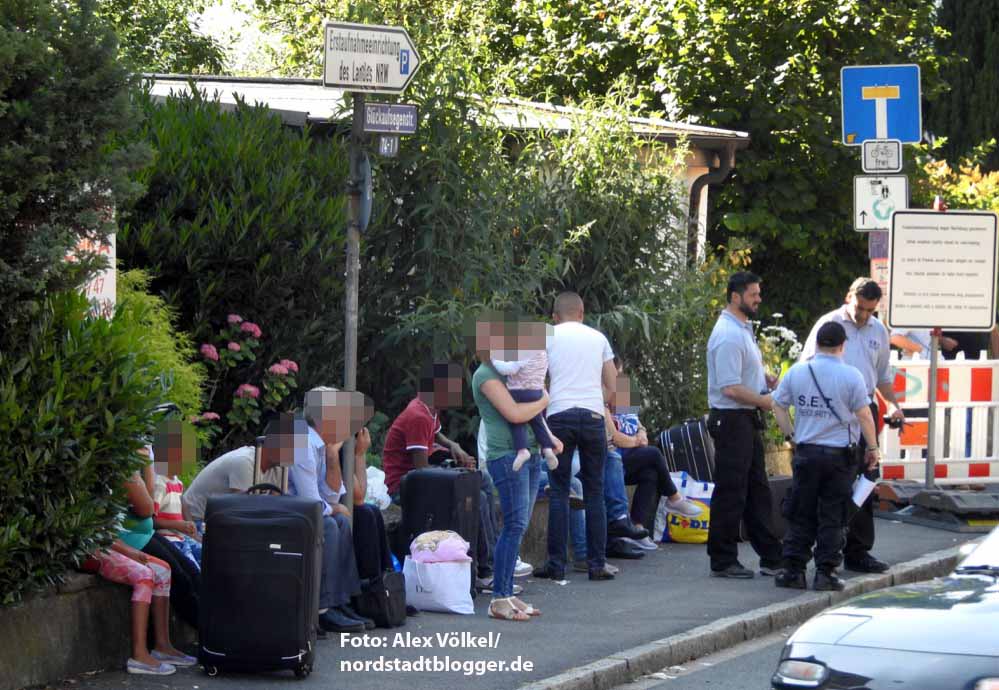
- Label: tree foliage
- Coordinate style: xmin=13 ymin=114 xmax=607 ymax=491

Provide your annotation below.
xmin=928 ymin=0 xmax=999 ymax=172
xmin=0 ymin=0 xmax=149 ymax=347
xmin=96 ymin=0 xmax=227 ymax=74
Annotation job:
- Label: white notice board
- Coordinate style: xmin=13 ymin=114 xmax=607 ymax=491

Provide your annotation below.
xmin=888 ymin=210 xmax=999 ymax=330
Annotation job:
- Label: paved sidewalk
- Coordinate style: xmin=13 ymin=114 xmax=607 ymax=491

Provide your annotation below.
xmin=72 ymin=519 xmax=972 ymax=690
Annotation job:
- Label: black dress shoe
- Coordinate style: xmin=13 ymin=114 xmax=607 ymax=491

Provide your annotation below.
xmin=710 ymin=563 xmax=754 ymax=579
xmin=606 ymin=537 xmax=645 ymax=560
xmin=588 ymin=565 xmax=615 ymax=580
xmin=814 ymin=570 xmax=846 ymax=591
xmin=844 ymin=554 xmax=889 ymax=573
xmin=319 ymin=609 xmax=365 ymax=633
xmin=774 ymin=569 xmax=807 ymax=589
xmin=607 ymin=517 xmax=649 ymax=540
xmin=532 ymin=565 xmax=566 ymax=580
xmin=339 ymin=604 xmax=375 ymax=630
xmin=406 ymin=605 xmax=420 ymax=617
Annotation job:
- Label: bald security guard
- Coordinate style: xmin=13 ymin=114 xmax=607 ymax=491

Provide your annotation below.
xmin=705 ymin=271 xmax=783 ymax=579
xmin=800 ymin=277 xmax=902 ymax=574
xmin=773 ymin=322 xmax=880 ymax=591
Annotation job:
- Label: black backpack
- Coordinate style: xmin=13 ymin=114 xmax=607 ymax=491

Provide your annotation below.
xmin=352 ymin=571 xmax=406 ymax=628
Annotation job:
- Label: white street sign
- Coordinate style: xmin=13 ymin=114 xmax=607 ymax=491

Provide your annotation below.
xmin=862 ymin=139 xmax=902 ymax=173
xmin=323 ymin=22 xmax=420 ymax=94
xmin=888 ymin=210 xmax=998 ymax=330
xmin=854 ymin=174 xmax=908 ymax=231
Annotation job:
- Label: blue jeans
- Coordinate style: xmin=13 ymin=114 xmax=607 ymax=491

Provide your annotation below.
xmin=604 ymin=450 xmax=629 ymax=523
xmin=546 ymin=408 xmax=607 ymax=572
xmin=538 ymin=470 xmax=587 ymax=561
xmin=487 ymin=452 xmax=541 ymax=598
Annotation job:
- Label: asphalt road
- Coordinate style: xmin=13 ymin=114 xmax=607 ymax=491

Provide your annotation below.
xmin=613 ymin=633 xmax=789 ymax=690
xmin=68 ymin=518 xmax=971 ymax=690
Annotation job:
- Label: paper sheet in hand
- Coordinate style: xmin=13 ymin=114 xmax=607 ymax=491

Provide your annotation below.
xmin=852 ymin=476 xmax=876 ymax=507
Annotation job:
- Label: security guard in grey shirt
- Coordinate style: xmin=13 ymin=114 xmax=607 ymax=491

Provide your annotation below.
xmin=800 ymin=276 xmax=900 ymax=574
xmin=772 ymin=322 xmax=879 ymax=591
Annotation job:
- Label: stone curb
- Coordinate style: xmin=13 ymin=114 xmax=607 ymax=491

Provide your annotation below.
xmin=517 ymin=543 xmax=969 ymax=690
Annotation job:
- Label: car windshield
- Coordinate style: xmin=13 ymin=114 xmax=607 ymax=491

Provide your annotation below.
xmin=955 ymin=525 xmax=999 ymax=572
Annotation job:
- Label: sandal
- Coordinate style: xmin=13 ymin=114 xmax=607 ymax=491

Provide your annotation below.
xmin=488 ymin=597 xmax=530 ymax=622
xmin=511 ymin=597 xmax=541 ymax=617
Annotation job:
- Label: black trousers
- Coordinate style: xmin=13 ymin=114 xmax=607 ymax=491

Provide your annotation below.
xmin=352 ymin=503 xmax=394 ymax=582
xmin=845 ymin=402 xmax=879 ymax=561
xmin=621 ymin=445 xmax=679 ymax=530
xmin=782 ymin=445 xmax=856 ymax=571
xmin=142 ymin=532 xmax=200 ymax=628
xmin=706 ymin=409 xmax=782 ymax=571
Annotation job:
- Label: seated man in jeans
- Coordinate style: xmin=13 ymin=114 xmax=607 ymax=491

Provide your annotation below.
xmin=383 ymin=362 xmax=499 ymax=589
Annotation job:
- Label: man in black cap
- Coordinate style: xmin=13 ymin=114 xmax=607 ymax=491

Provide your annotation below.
xmin=773 ymin=322 xmax=880 ymax=590
xmin=800 ymin=277 xmax=900 ymax=574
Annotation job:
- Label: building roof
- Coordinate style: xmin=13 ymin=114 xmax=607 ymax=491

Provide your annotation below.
xmin=145 ymin=74 xmax=749 ymax=152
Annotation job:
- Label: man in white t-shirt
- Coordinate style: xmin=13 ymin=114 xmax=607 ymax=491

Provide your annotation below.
xmin=534 ymin=292 xmax=618 ymax=582
xmin=182 ymin=446 xmax=258 ymax=524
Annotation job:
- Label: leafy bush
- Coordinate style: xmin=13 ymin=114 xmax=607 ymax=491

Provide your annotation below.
xmin=119 ymin=92 xmax=350 ymax=452
xmin=0 ymin=291 xmax=165 ymax=605
xmin=116 ymin=269 xmax=206 ymax=420
xmin=0 ymin=0 xmax=149 ymax=348
xmin=913 ymin=140 xmax=999 ymax=212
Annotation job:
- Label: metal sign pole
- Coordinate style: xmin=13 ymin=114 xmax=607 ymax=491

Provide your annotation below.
xmin=341 ymin=92 xmax=365 ymax=521
xmin=925 ymin=329 xmax=940 ymax=490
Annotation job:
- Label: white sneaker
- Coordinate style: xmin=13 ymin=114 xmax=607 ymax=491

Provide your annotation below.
xmin=514 ymin=558 xmax=533 ymax=578
xmin=634 ymin=536 xmax=659 ymax=550
xmin=127 ymin=659 xmax=176 ymax=676
xmin=665 ymin=498 xmax=702 ymax=518
xmin=606 ymin=563 xmax=620 ymax=575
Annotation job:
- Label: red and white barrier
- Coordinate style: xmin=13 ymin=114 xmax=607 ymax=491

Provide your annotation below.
xmin=879 ymin=351 xmax=999 ymax=485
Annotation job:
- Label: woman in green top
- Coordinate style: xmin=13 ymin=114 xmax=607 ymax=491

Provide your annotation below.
xmin=471 ymin=316 xmax=551 ymax=622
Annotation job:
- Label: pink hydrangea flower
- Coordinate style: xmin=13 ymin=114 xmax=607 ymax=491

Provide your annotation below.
xmin=279 ymin=359 xmax=299 ymax=373
xmin=200 ymin=344 xmax=219 ymax=361
xmin=268 ymin=363 xmax=289 ymax=376
xmin=227 ymin=341 xmax=241 ymax=352
xmin=202 ymin=411 xmax=221 ymax=421
xmin=235 ymin=383 xmax=260 ymax=399
xmin=240 ymin=321 xmax=262 ymax=339
xmin=227 ymin=314 xmax=243 ymax=325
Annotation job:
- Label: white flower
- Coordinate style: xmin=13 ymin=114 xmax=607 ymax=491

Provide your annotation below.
xmin=394 ymin=197 xmax=404 ymax=206
xmin=772 ymin=312 xmax=784 ymax=319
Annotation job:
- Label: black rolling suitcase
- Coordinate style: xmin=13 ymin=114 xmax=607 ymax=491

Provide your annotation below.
xmin=398 ymin=467 xmax=481 ymax=597
xmin=739 ymin=474 xmax=792 ymax=542
xmin=198 ymin=438 xmax=322 ymax=679
xmin=659 ymin=418 xmax=715 ymax=481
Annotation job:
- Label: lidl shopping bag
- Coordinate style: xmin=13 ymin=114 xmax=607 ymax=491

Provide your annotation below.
xmin=402 ymin=556 xmax=474 ymax=614
xmin=657 ymin=472 xmax=713 ymax=544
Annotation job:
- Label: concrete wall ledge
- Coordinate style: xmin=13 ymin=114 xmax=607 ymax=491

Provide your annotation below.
xmin=0 ymin=572 xmax=195 ymax=690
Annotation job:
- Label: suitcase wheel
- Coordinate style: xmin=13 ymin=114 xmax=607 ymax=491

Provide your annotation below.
xmin=295 ymin=663 xmax=312 ymax=679
xmin=204 ymin=665 xmax=220 ymax=677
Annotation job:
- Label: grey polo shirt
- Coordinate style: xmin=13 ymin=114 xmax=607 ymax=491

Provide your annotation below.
xmin=774 ymin=354 xmax=870 ymax=447
xmin=800 ymin=305 xmax=892 ymax=397
xmin=707 ymin=310 xmax=766 ymax=410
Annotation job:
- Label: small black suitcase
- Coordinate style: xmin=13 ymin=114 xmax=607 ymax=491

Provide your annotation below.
xmin=198 ymin=439 xmax=322 ymax=679
xmin=660 ymin=418 xmax=715 ymax=481
xmin=739 ymin=474 xmax=792 ymax=542
xmin=398 ymin=467 xmax=481 ymax=597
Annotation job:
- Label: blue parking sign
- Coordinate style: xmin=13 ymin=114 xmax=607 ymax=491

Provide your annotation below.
xmin=841 ymin=64 xmax=921 ymax=146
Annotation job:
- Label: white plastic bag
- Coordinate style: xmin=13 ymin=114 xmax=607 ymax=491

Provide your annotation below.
xmin=402 ymin=556 xmax=474 ymax=614
xmin=365 ymin=466 xmax=391 ymax=509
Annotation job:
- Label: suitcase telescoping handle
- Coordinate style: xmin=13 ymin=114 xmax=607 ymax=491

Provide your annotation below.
xmin=253 ymin=435 xmax=289 ymax=494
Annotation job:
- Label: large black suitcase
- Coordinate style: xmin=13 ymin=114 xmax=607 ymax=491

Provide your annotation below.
xmin=398 ymin=467 xmax=481 ymax=596
xmin=739 ymin=474 xmax=792 ymax=542
xmin=659 ymin=418 xmax=715 ymax=481
xmin=198 ymin=441 xmax=322 ymax=679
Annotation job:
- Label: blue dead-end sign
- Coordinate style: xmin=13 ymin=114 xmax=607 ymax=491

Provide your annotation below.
xmin=841 ymin=64 xmax=921 ymax=146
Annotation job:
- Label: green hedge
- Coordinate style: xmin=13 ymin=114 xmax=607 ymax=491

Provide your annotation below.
xmin=0 ymin=292 xmax=165 ymax=605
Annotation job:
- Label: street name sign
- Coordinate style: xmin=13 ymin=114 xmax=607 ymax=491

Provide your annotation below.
xmin=363 ymin=102 xmax=418 ymax=134
xmin=841 ymin=64 xmax=921 ymax=145
xmin=862 ymin=139 xmax=903 ymax=173
xmin=888 ymin=210 xmax=998 ymax=330
xmin=323 ymin=22 xmax=421 ymax=94
xmin=854 ymin=174 xmax=908 ymax=231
